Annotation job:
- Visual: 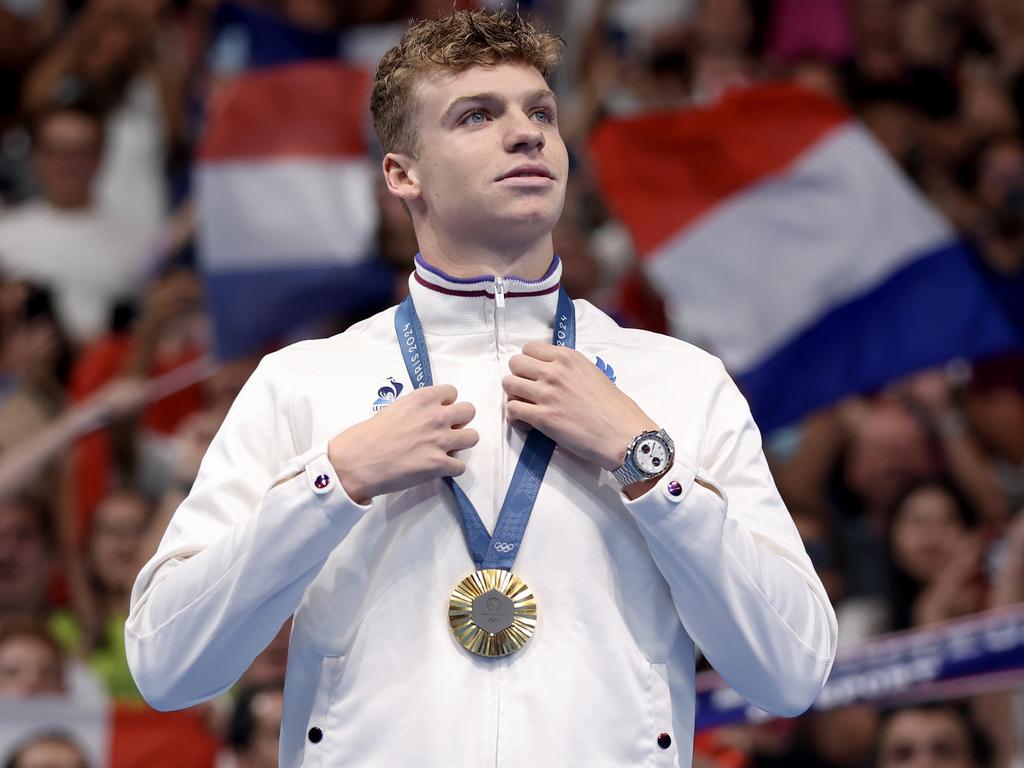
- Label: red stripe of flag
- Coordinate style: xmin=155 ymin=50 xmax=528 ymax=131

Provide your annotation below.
xmin=198 ymin=61 xmax=369 ymax=162
xmin=588 ymin=83 xmax=850 ymax=256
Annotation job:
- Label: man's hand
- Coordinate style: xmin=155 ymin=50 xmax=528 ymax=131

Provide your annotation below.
xmin=502 ymin=342 xmax=659 ymax=472
xmin=328 ymin=385 xmax=478 ymax=504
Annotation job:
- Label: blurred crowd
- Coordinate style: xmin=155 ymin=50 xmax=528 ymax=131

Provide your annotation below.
xmin=0 ymin=0 xmax=1022 ymax=766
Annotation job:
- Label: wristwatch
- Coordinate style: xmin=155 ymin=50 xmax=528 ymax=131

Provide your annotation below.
xmin=612 ymin=428 xmax=675 ymax=487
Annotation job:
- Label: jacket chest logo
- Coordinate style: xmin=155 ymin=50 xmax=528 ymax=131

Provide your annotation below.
xmin=596 ymin=356 xmax=617 ymax=385
xmin=372 ymin=377 xmax=404 ymax=412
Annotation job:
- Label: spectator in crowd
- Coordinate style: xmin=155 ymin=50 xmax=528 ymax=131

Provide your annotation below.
xmin=222 ymin=683 xmax=284 ymax=768
xmin=3 ymin=733 xmax=88 ymax=768
xmin=0 ymin=281 xmax=70 ymax=465
xmin=876 ymin=702 xmax=994 ymax=768
xmin=815 ymin=397 xmax=940 ymax=601
xmin=0 ymin=376 xmax=146 ymax=502
xmin=0 ymin=0 xmax=59 ymax=207
xmin=884 ymin=479 xmax=986 ymax=630
xmin=21 ymin=0 xmax=185 ymax=231
xmin=0 ymin=619 xmax=64 ymax=697
xmin=689 ymin=0 xmax=757 ymax=102
xmin=235 ymin=620 xmax=289 ymax=692
xmin=781 ymin=368 xmax=1009 ymax=607
xmin=50 ymin=488 xmax=152 ymax=700
xmin=0 ymin=496 xmax=54 ymax=624
xmin=0 ymin=102 xmax=151 ymax=345
xmin=66 ymin=267 xmax=207 ymax=536
xmin=964 ymin=133 xmax=1024 ymax=280
xmin=989 ymin=508 xmax=1024 ymax=608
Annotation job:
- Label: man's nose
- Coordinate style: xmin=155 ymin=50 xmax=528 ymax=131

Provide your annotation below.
xmin=504 ymin=113 xmax=544 ymax=153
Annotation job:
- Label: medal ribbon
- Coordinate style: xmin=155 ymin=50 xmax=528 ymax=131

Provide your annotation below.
xmin=394 ymin=286 xmax=575 ymax=571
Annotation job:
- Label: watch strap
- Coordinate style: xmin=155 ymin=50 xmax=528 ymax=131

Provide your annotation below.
xmin=612 ymin=460 xmax=648 ymax=487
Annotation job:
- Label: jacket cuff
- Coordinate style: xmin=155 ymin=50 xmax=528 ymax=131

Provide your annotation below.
xmin=618 ymin=455 xmax=726 ymax=524
xmin=270 ymin=441 xmax=372 ymax=522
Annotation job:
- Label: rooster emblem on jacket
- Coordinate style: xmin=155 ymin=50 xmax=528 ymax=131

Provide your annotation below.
xmin=372 ymin=377 xmax=404 ymax=412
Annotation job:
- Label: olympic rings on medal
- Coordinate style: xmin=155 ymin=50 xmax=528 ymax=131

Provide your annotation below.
xmin=492 ymin=542 xmax=516 ymax=553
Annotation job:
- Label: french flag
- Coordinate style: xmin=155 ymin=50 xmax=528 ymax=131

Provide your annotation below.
xmin=591 ymin=84 xmax=1022 ymax=430
xmin=197 ymin=2 xmax=391 ymax=360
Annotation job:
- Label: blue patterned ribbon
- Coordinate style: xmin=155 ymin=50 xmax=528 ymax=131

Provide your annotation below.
xmin=394 ymin=286 xmax=575 ymax=570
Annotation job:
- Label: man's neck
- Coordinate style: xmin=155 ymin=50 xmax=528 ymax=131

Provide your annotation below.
xmin=416 ymin=230 xmax=554 ymax=281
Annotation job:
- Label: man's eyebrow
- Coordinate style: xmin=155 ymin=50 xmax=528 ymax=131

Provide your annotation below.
xmin=441 ymin=89 xmax=557 ymax=122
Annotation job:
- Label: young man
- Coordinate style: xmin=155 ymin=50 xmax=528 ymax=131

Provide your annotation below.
xmin=126 ymin=10 xmax=837 ymax=767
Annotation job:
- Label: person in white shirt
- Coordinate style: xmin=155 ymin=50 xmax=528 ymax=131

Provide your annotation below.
xmin=126 ymin=10 xmax=838 ymax=767
xmin=0 ymin=103 xmax=150 ymax=344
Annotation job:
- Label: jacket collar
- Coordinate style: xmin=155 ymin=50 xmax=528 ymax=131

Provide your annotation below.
xmin=407 ymin=253 xmax=563 ymax=338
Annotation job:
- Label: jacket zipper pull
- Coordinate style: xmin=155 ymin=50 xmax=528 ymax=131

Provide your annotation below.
xmin=494 ymin=276 xmax=506 ymax=308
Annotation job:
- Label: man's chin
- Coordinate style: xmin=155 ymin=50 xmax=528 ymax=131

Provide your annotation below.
xmin=481 ymin=210 xmax=561 ymax=245
xmin=491 ymin=198 xmax=564 ymax=230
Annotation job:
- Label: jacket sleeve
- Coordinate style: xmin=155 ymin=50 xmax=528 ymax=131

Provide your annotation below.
xmin=623 ymin=358 xmax=837 ymax=717
xmin=124 ymin=356 xmax=371 ymax=711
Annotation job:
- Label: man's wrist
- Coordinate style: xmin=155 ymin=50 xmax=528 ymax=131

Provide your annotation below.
xmin=621 ymin=468 xmax=672 ymax=500
xmin=327 ymin=434 xmax=372 ymax=504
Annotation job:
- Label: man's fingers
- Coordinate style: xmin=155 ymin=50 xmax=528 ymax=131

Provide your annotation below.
xmin=431 ymin=384 xmax=458 ymax=405
xmin=502 ymin=375 xmax=545 ymax=404
xmin=447 ymin=427 xmax=479 ymax=451
xmin=508 ymin=353 xmax=546 ymax=380
xmin=444 ymin=457 xmax=467 ymax=477
xmin=506 ymin=399 xmax=543 ymax=428
xmin=448 ymin=401 xmax=476 ymax=427
xmin=521 ymin=341 xmax=559 ymax=362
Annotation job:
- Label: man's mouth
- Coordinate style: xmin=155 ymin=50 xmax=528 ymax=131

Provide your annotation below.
xmin=497 ymin=164 xmax=554 ymax=181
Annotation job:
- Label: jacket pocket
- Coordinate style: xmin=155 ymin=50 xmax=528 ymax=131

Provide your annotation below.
xmin=302 ymin=655 xmax=342 ymax=767
xmin=648 ymin=662 xmax=679 ymax=767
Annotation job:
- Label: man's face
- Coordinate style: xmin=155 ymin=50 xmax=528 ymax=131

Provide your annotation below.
xmin=33 ymin=112 xmax=102 ymax=209
xmin=878 ymin=709 xmax=977 ymax=768
xmin=400 ymin=62 xmax=568 ymax=249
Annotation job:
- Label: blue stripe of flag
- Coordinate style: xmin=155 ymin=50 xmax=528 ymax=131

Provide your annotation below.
xmin=204 ymin=261 xmax=394 ymax=359
xmin=740 ymin=242 xmax=1022 ymax=431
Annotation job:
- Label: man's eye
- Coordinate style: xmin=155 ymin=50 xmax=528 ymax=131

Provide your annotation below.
xmin=532 ymin=108 xmax=555 ymax=123
xmin=462 ymin=110 xmax=486 ymax=124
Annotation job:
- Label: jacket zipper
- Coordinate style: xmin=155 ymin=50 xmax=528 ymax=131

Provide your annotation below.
xmin=493 ymin=276 xmax=507 ymax=517
xmin=492 ymin=275 xmax=507 ymax=767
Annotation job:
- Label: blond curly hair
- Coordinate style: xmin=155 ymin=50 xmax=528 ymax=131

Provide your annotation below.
xmin=370 ymin=10 xmax=564 ymax=157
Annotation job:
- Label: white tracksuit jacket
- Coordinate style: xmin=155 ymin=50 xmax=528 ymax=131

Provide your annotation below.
xmin=126 ymin=257 xmax=838 ymax=767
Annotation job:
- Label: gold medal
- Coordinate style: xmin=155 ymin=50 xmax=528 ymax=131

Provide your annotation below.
xmin=448 ymin=569 xmax=537 ymax=657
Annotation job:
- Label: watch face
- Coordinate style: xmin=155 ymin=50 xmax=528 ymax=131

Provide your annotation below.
xmin=633 ymin=437 xmax=668 ymax=475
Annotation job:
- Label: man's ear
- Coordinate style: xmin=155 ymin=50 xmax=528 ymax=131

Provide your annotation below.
xmin=382 ymin=153 xmax=421 ymax=203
